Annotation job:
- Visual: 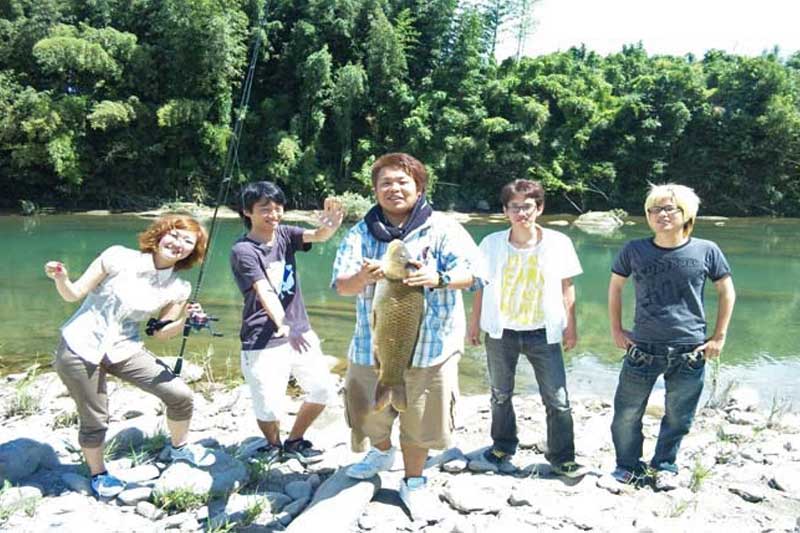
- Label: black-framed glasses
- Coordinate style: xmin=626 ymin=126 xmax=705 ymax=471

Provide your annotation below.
xmin=507 ymin=203 xmax=538 ymax=214
xmin=647 ymin=205 xmax=682 ymax=216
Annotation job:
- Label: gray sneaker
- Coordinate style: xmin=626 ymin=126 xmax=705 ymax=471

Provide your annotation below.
xmin=169 ymin=443 xmax=216 ymax=467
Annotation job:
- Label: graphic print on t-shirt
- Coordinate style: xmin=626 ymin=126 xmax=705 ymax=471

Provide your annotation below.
xmin=500 ymin=248 xmax=545 ymax=328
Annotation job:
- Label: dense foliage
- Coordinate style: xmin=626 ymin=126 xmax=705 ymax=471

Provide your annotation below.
xmin=2 ymin=0 xmax=799 ymax=215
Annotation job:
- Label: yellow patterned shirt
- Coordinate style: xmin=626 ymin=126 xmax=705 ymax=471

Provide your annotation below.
xmin=500 ymin=244 xmax=546 ymax=330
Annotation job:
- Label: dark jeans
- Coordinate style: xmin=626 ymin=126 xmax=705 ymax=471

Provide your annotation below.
xmin=485 ymin=329 xmax=575 ymax=465
xmin=611 ymin=342 xmax=705 ymax=473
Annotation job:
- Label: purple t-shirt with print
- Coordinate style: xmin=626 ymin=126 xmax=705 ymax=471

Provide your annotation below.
xmin=229 ymin=225 xmax=312 ymax=350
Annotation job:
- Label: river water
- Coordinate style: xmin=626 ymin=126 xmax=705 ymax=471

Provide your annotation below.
xmin=2 ymin=213 xmax=798 ymax=405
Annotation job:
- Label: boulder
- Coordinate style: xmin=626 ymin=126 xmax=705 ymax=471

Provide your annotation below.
xmin=0 ymin=438 xmax=59 ymax=483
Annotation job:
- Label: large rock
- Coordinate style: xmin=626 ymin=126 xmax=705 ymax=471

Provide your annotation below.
xmin=573 ymin=211 xmax=624 ymax=235
xmin=0 ymin=438 xmax=59 ymax=483
xmin=286 ymin=467 xmax=380 ymax=532
xmin=153 ymin=450 xmax=247 ymax=497
xmin=441 ymin=476 xmax=510 ymax=514
xmin=105 ymin=415 xmax=165 ymax=453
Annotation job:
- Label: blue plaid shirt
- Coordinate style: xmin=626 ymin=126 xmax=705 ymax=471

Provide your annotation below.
xmin=331 ymin=212 xmax=486 ymax=368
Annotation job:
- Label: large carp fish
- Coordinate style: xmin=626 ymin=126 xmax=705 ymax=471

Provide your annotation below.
xmin=370 ymin=239 xmax=425 ymax=412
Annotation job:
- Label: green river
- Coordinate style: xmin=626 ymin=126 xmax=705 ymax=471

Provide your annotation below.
xmin=1 ymin=214 xmax=798 ymax=404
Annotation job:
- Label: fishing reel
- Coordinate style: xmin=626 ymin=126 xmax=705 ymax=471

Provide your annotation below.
xmin=145 ymin=312 xmax=223 ymax=337
xmin=186 ymin=311 xmax=223 ymax=337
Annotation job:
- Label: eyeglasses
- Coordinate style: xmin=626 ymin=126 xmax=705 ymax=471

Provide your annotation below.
xmin=507 ymin=203 xmax=539 ymax=214
xmin=647 ymin=205 xmax=682 ymax=216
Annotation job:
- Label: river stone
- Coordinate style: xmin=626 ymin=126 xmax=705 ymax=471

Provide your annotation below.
xmin=770 ymin=464 xmax=800 ymax=495
xmin=61 ymin=472 xmax=92 ymax=495
xmin=105 ymin=415 xmax=165 ymax=452
xmin=442 ymin=458 xmax=469 ymax=473
xmin=729 ymin=483 xmax=766 ymax=502
xmin=0 ymin=438 xmax=59 ymax=483
xmin=547 ymin=220 xmax=569 ymax=226
xmin=285 ymin=468 xmax=380 ymax=532
xmin=726 ymin=410 xmax=762 ymax=426
xmin=153 ymin=450 xmax=247 ymax=497
xmin=285 ymin=479 xmax=313 ymax=501
xmin=118 ymin=486 xmax=153 ymax=506
xmin=441 ymin=477 xmax=509 ymax=513
xmin=718 ymin=424 xmax=752 ymax=442
xmin=117 ymin=464 xmax=160 ymax=484
xmin=282 ymin=496 xmax=309 ymax=517
xmin=0 ymin=485 xmax=42 ymax=508
xmin=136 ymin=500 xmax=165 ymax=520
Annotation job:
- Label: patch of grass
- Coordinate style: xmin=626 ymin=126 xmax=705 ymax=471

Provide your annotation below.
xmin=766 ymin=393 xmax=793 ymax=430
xmin=52 ymin=410 xmax=79 ymax=429
xmin=668 ymin=499 xmax=692 ymax=518
xmin=689 ymin=457 xmax=712 ymax=493
xmin=153 ymin=488 xmax=209 ymax=513
xmin=206 ymin=519 xmax=236 ymax=533
xmin=129 ymin=431 xmax=169 ymax=466
xmin=242 ymin=498 xmax=267 ymax=526
xmin=103 ymin=437 xmax=121 ymax=462
xmin=3 ymin=366 xmax=41 ymax=418
xmin=0 ymin=481 xmax=40 ymax=524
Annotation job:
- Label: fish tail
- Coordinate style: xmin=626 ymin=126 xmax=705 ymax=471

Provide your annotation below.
xmin=390 ymin=384 xmax=408 ymax=413
xmin=374 ymin=381 xmax=392 ymax=412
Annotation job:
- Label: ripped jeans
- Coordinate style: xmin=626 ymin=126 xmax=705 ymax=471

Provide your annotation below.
xmin=611 ymin=342 xmax=705 ymax=473
xmin=485 ymin=329 xmax=575 ymax=464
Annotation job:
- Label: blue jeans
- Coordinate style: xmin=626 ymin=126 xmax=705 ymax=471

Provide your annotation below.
xmin=485 ymin=329 xmax=575 ymax=464
xmin=611 ymin=342 xmax=705 ymax=472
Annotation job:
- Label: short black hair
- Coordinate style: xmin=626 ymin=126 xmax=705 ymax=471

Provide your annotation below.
xmin=239 ymin=181 xmax=287 ymax=229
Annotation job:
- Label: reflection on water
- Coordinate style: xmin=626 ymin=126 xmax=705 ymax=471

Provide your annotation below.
xmin=1 ymin=213 xmax=799 ymax=405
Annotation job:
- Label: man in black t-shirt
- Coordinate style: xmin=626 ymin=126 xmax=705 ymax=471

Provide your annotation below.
xmin=230 ymin=181 xmax=344 ymax=464
xmin=608 ymin=183 xmax=736 ymax=491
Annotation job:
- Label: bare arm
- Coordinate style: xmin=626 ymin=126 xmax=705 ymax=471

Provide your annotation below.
xmin=562 ymin=278 xmax=577 ymax=351
xmin=467 ymin=288 xmax=483 ymax=346
xmin=252 ymin=279 xmax=290 ymax=337
xmin=698 ymin=275 xmax=735 ymax=359
xmin=152 ymin=301 xmax=201 ymax=340
xmin=303 ymin=197 xmax=345 ymax=243
xmin=608 ymin=273 xmax=633 ymax=349
xmin=335 ymin=259 xmax=382 ymax=296
xmin=44 ymin=257 xmax=107 ymax=302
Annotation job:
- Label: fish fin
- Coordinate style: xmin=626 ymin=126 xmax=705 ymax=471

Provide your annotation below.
xmin=390 ymin=384 xmax=408 ymax=413
xmin=374 ymin=381 xmax=391 ymax=412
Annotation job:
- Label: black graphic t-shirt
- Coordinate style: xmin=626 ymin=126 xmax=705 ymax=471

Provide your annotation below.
xmin=230 ymin=226 xmax=312 ymax=350
xmin=612 ymin=237 xmax=731 ymax=345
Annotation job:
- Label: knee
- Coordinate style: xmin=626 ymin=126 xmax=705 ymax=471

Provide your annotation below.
xmin=543 ymin=387 xmax=570 ymax=411
xmin=490 ymin=387 xmax=512 ymax=406
xmin=164 ymin=385 xmax=194 ymax=421
xmin=78 ymin=424 xmax=107 ymax=448
xmin=307 ymin=380 xmax=336 ymax=406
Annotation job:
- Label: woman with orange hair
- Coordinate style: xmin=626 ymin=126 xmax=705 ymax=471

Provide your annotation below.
xmin=44 ymin=215 xmax=215 ymax=499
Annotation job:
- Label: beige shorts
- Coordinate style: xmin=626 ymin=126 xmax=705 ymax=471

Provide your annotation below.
xmin=344 ymin=353 xmax=460 ymax=452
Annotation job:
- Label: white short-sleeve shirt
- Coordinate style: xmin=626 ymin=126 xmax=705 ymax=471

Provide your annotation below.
xmin=61 ymin=246 xmax=191 ymax=364
xmin=478 ymin=227 xmax=582 ymax=344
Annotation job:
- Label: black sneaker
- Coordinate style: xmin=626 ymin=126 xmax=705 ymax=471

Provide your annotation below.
xmin=551 ymin=461 xmax=589 ymax=479
xmin=483 ymin=447 xmax=511 ymax=465
xmin=282 ymin=438 xmax=324 ymax=465
xmin=255 ymin=441 xmax=283 ymax=464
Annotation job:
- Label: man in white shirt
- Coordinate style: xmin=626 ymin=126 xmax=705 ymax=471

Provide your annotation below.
xmin=468 ymin=179 xmax=586 ymax=478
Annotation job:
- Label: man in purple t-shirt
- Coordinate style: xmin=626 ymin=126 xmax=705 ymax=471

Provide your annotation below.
xmin=230 ymin=181 xmax=344 ymax=464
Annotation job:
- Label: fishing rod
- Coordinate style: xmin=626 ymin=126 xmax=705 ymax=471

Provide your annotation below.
xmin=173 ymin=5 xmax=268 ymax=375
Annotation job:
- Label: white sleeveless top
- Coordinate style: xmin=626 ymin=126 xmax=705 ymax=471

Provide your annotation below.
xmin=61 ymin=246 xmax=191 ymax=364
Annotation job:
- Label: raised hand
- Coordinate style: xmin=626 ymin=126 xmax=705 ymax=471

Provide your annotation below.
xmin=315 ymin=197 xmax=345 ymax=230
xmin=44 ymin=261 xmax=68 ymax=280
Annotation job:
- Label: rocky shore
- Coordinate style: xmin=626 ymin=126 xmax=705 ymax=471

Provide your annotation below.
xmin=1 ymin=362 xmax=798 ymax=533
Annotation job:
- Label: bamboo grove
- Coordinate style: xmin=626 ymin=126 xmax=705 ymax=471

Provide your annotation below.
xmin=2 ymin=0 xmax=800 ymax=215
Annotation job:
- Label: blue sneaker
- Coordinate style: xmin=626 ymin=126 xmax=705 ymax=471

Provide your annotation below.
xmin=91 ymin=472 xmax=126 ymax=499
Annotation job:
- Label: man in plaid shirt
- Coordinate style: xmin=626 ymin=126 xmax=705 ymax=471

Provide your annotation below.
xmin=331 ymin=153 xmax=485 ymax=520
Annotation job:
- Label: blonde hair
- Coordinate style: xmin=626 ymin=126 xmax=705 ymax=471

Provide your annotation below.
xmin=138 ymin=215 xmax=208 ymax=271
xmin=644 ymin=183 xmax=700 ymax=237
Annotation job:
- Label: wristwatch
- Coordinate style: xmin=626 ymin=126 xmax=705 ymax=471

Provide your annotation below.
xmin=436 ymin=270 xmax=451 ymax=289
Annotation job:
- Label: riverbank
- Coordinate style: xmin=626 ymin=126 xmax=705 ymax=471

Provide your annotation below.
xmin=1 ymin=366 xmax=798 ymax=532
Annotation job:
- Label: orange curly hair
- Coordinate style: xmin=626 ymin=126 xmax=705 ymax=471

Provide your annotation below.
xmin=137 ymin=215 xmax=208 ymax=271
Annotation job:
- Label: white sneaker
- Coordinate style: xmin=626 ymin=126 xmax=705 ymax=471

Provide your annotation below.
xmin=398 ymin=476 xmax=440 ymax=522
xmin=346 ymin=447 xmax=396 ymax=479
xmin=169 ymin=443 xmax=216 ymax=467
